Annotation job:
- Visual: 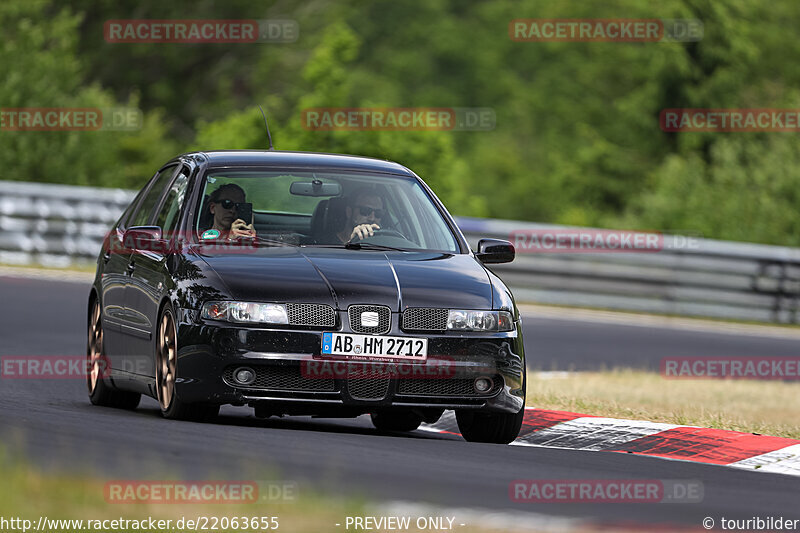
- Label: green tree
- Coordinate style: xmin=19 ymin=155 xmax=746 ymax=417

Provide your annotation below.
xmin=0 ymin=0 xmax=177 ymax=188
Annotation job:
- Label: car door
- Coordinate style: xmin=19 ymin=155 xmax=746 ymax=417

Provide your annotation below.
xmin=125 ymin=165 xmax=189 ymax=372
xmin=116 ymin=165 xmax=179 ymax=358
xmin=99 ymin=189 xmax=145 ymax=364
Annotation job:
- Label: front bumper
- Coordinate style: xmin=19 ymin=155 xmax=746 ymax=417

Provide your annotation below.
xmin=174 ymin=318 xmax=525 ymax=415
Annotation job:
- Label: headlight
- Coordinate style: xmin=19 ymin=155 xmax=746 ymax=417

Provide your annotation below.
xmin=201 ymin=301 xmax=289 ymax=325
xmin=447 ymin=310 xmax=514 ymax=332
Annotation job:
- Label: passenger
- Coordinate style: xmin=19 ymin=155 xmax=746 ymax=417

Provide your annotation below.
xmin=205 ymin=183 xmax=256 ymax=240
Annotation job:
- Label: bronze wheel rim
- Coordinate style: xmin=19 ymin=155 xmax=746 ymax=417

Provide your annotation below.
xmin=87 ymin=300 xmax=103 ymax=394
xmin=156 ymin=311 xmax=177 ymax=410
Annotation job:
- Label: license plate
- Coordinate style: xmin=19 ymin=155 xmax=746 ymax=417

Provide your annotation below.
xmin=321 ymin=332 xmax=427 ymax=361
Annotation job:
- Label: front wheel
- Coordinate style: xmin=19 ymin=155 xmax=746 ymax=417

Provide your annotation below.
xmin=455 ymin=409 xmax=524 ymax=444
xmin=156 ymin=305 xmax=219 ymax=422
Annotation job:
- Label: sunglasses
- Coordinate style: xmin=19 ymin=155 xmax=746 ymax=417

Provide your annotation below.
xmin=357 ymin=205 xmax=384 ymax=218
xmin=216 ymin=199 xmax=237 ymax=209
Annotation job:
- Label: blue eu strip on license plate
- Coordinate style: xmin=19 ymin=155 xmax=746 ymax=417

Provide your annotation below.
xmin=321 ymin=332 xmax=427 ymax=360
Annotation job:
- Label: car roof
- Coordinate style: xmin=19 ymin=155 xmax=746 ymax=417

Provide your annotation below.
xmin=183 ymin=150 xmax=416 ymax=177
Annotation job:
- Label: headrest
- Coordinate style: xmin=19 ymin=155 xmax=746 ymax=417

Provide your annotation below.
xmin=310 ymin=198 xmax=330 ymax=237
xmin=325 ymin=196 xmax=348 ymax=230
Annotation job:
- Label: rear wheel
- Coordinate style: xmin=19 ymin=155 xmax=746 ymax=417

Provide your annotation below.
xmin=455 ymin=408 xmax=524 ymax=444
xmin=156 ymin=305 xmax=219 ymax=422
xmin=370 ymin=410 xmax=423 ymax=432
xmin=87 ymin=298 xmax=140 ymax=410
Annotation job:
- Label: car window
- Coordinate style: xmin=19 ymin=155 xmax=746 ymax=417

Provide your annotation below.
xmin=155 ymin=167 xmax=190 ymax=235
xmin=196 ymin=170 xmax=460 ymax=253
xmin=129 ymin=165 xmax=178 ymax=227
xmin=116 ymin=187 xmax=147 ymax=231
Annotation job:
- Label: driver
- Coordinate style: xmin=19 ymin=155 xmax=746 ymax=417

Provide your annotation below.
xmin=206 ymin=183 xmax=256 ymax=240
xmin=336 ymin=188 xmax=385 ymax=243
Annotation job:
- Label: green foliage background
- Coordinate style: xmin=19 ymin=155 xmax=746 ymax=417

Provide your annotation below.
xmin=2 ymin=0 xmax=798 ymax=245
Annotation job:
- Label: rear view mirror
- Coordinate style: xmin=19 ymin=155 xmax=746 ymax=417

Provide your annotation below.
xmin=475 ymin=239 xmax=515 ymax=264
xmin=290 ymin=179 xmax=342 ymax=197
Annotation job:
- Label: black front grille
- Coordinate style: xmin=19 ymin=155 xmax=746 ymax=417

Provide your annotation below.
xmin=223 ymin=366 xmax=335 ymax=391
xmin=287 ymin=303 xmax=336 ymax=328
xmin=402 ymin=308 xmax=448 ymax=331
xmin=347 ymin=377 xmax=390 ymax=400
xmin=348 ymin=304 xmax=391 ymax=334
xmin=397 ymin=375 xmax=503 ymax=397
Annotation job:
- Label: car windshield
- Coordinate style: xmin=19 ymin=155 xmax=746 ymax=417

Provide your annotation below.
xmin=195 ymin=170 xmax=460 ymax=253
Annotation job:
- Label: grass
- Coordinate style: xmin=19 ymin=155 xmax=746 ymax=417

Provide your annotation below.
xmin=0 ymin=446 xmax=369 ymax=533
xmin=0 ymin=446 xmax=549 ymax=533
xmin=527 ymin=369 xmax=800 ymax=439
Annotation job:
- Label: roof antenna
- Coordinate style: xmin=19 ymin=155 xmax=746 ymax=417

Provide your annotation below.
xmin=258 ymin=105 xmax=275 ymax=151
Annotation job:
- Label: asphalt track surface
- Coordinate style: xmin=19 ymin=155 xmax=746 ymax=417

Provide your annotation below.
xmin=2 ymin=274 xmax=800 ymax=530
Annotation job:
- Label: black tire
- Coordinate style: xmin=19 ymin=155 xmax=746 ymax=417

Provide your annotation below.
xmin=156 ymin=304 xmax=219 ymax=422
xmin=87 ymin=298 xmax=141 ymax=410
xmin=370 ymin=410 xmax=423 ymax=432
xmin=455 ymin=408 xmax=524 ymax=444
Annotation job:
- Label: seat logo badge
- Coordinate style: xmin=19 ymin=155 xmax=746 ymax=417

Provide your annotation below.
xmin=360 ymin=311 xmax=380 ymax=327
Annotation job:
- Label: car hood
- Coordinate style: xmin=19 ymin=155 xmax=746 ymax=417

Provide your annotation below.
xmin=193 ymin=246 xmax=495 ymax=310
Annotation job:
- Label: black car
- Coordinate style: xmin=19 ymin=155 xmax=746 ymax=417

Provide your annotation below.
xmin=86 ymin=150 xmax=526 ymax=443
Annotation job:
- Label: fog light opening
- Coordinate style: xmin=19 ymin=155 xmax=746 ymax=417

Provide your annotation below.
xmin=234 ymin=367 xmax=256 ymax=385
xmin=474 ymin=376 xmax=493 ymax=394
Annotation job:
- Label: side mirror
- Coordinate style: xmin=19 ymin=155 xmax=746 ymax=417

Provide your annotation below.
xmin=475 ymin=238 xmax=515 ymax=264
xmin=123 ymin=226 xmax=164 ymax=252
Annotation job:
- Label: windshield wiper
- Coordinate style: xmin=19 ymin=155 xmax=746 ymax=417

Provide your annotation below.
xmin=343 ymin=241 xmax=410 ymax=252
xmin=302 ymin=242 xmax=410 ymax=252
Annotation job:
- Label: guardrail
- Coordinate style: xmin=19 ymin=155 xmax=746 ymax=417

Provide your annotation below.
xmin=458 ymin=217 xmax=800 ymax=324
xmin=1 ymin=180 xmax=798 ymax=324
xmin=0 ymin=181 xmax=135 ymax=269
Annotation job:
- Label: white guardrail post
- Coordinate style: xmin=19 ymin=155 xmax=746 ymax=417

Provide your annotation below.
xmin=0 ymin=181 xmax=798 ymax=324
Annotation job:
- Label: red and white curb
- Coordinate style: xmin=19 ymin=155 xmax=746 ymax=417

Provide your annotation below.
xmin=420 ymin=408 xmax=800 ymax=476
